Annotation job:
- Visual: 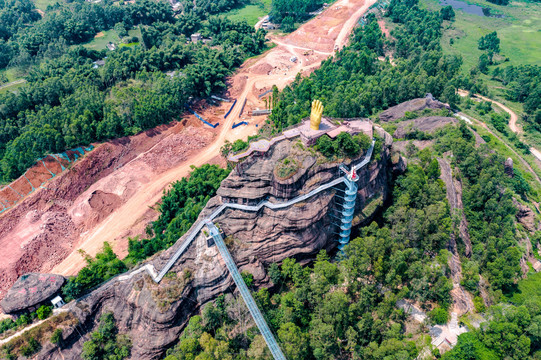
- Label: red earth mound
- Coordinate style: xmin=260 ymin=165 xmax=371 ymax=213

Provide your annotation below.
xmin=0 ymin=120 xmax=215 ymax=303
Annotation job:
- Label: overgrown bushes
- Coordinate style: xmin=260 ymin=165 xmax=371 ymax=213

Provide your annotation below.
xmin=316 ymin=132 xmax=371 ymax=159
xmin=62 ymin=242 xmax=127 ymax=300
xmin=82 ymin=313 xmax=131 ymax=360
xmin=126 ymin=164 xmax=230 ymax=264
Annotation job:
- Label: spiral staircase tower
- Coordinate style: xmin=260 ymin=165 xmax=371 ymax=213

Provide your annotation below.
xmin=339 ymin=168 xmax=359 ymax=250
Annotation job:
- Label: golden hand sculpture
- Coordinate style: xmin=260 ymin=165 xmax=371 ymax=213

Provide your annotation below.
xmin=310 ymin=99 xmax=324 ymax=130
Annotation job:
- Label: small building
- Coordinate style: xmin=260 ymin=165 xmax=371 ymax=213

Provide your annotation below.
xmin=290 ymin=56 xmax=298 ymax=63
xmin=262 ymin=23 xmax=279 ymax=30
xmin=191 ymin=33 xmax=203 ymax=43
xmin=0 ymin=273 xmax=66 ymax=316
xmin=92 ymin=59 xmax=106 ymax=69
xmin=106 ymin=42 xmax=116 ymax=51
xmin=51 ymin=296 xmax=65 ymax=309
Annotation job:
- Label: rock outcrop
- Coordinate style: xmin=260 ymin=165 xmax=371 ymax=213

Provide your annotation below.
xmin=392 ymin=116 xmax=457 ymax=139
xmin=514 ymin=200 xmax=538 ymax=233
xmin=505 ymin=157 xmax=514 ymax=177
xmin=0 ymin=273 xmax=65 ymax=314
xmin=37 ymin=127 xmax=394 ymax=360
xmin=379 ymin=94 xmax=451 ymax=122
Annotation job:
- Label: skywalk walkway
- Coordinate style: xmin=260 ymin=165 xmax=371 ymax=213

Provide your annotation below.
xmin=207 ymin=222 xmax=287 ymax=360
xmin=154 ymin=140 xmax=374 ymax=282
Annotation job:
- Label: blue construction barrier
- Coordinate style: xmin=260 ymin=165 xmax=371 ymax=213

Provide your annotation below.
xmin=50 ymin=154 xmax=66 ymax=171
xmin=57 ymin=152 xmax=70 ymax=162
xmin=0 ymin=145 xmax=95 ymax=215
xmin=232 ymin=121 xmax=248 ymax=129
xmin=185 ymin=105 xmax=219 ymax=128
xmin=41 ymin=160 xmax=55 ymax=177
xmin=239 ymin=98 xmax=247 ymax=117
xmin=224 ymin=99 xmax=237 ymax=119
xmin=23 ymin=174 xmax=35 ymax=193
xmin=8 ymin=185 xmax=23 ymax=198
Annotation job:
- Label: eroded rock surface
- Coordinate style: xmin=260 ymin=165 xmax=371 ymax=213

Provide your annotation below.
xmin=38 ymin=128 xmax=394 ymax=360
xmin=379 ymin=94 xmax=451 ymax=122
xmin=393 ymin=116 xmax=457 ymax=139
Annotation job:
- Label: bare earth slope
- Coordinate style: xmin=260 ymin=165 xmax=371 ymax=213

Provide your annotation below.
xmin=437 ymin=157 xmax=474 ymax=315
xmin=0 ymin=122 xmax=215 ymax=301
xmin=0 ymin=0 xmax=376 ymax=303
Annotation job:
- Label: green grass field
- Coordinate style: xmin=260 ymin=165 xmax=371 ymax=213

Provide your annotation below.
xmin=83 ymin=30 xmax=120 ymax=51
xmin=0 ymin=68 xmax=20 ymax=83
xmin=421 ymin=0 xmax=541 ymax=149
xmin=509 ymin=271 xmax=541 ymax=305
xmin=222 ymin=0 xmax=271 ymax=26
xmin=0 ymin=68 xmax=26 ymax=94
xmin=0 ymin=80 xmax=26 ymax=94
xmin=32 ymin=0 xmax=61 ymax=12
xmin=422 ymin=0 xmax=541 ymax=70
xmin=83 ymin=28 xmax=141 ymax=51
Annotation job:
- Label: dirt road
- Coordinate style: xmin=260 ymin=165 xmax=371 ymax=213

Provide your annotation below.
xmin=458 ymin=111 xmax=541 ymax=186
xmin=0 ymin=79 xmax=26 ymax=91
xmin=470 ymin=92 xmax=520 ymax=134
xmin=458 ymin=89 xmax=541 ymax=164
xmin=49 ymin=0 xmax=377 ymax=276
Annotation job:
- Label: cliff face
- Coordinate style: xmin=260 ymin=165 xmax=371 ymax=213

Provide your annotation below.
xmin=38 ymin=127 xmax=394 ymax=360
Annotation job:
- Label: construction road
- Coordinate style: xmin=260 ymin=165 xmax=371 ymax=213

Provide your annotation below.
xmin=50 ymin=0 xmax=377 ymax=275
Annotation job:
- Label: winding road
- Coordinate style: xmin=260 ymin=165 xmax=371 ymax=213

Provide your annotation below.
xmin=456 ymin=109 xmax=541 ymax=186
xmin=458 ymin=89 xmax=541 ymax=164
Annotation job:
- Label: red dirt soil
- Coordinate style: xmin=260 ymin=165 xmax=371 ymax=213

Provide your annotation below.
xmin=0 ymin=120 xmax=214 ymax=301
xmin=1 ymin=153 xmax=74 ymax=212
xmin=378 ymin=19 xmax=391 ymax=38
xmin=0 ymin=0 xmax=376 ymax=306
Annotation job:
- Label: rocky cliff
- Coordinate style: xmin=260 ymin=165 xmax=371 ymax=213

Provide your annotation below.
xmin=37 ymin=127 xmax=395 ymax=360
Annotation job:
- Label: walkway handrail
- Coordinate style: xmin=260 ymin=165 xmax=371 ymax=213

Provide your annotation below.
xmin=207 ymin=222 xmax=287 ymax=360
xmin=152 ymin=140 xmax=375 ymax=282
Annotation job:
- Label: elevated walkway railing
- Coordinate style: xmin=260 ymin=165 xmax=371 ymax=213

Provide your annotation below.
xmin=152 ymin=140 xmax=375 ymax=282
xmin=70 ymin=141 xmax=376 ymax=358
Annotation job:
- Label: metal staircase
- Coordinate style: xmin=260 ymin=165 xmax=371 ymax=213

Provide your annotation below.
xmin=97 ymin=140 xmax=377 ymax=360
xmin=206 ymin=222 xmax=287 ymax=360
xmin=338 ymin=173 xmax=358 ymax=250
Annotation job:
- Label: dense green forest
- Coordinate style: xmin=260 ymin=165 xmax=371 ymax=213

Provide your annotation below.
xmin=270 ymin=0 xmax=325 ymax=31
xmin=0 ymin=0 xmax=266 ymax=181
xmin=82 ymin=313 xmax=132 ymax=360
xmin=162 ymin=122 xmax=537 ymax=359
xmin=493 ymin=65 xmax=541 ymax=130
xmin=164 ymin=148 xmax=453 ymax=359
xmin=2 ymin=0 xmax=540 ymax=358
xmin=269 ymin=7 xmax=467 ymax=130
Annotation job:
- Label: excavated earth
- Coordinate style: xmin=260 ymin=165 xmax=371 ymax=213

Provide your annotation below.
xmin=0 ymin=120 xmax=215 ymax=303
xmin=36 ymin=127 xmax=395 ymax=360
xmin=0 ymin=0 xmax=378 ymax=304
